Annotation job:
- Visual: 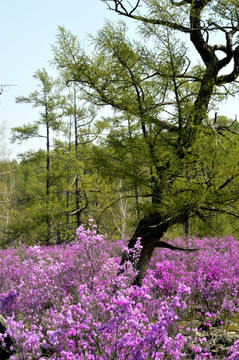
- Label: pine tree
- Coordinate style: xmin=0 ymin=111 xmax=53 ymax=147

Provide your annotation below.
xmin=12 ymin=69 xmax=65 ymax=244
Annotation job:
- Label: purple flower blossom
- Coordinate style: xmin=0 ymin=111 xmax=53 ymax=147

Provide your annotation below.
xmin=0 ymin=225 xmax=238 ymax=358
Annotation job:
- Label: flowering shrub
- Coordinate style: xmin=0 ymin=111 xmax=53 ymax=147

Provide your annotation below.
xmin=0 ymin=223 xmax=238 ymax=359
xmin=227 ymin=340 xmax=239 ymax=359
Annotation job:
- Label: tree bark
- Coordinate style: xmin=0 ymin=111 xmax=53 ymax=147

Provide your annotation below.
xmin=0 ymin=314 xmax=13 ymax=359
xmin=119 ymin=213 xmax=169 ymax=286
xmin=119 ymin=211 xmax=198 ymax=286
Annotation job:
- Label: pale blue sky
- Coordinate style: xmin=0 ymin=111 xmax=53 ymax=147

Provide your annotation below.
xmin=0 ymin=0 xmax=122 ymax=158
xmin=0 ymin=1 xmax=238 ymax=159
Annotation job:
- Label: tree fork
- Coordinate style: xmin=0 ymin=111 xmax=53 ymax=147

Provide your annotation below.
xmin=119 ymin=212 xmax=197 ymax=286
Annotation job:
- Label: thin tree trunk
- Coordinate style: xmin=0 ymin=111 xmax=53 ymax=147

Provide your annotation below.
xmin=46 ymin=115 xmax=51 ymax=245
xmin=66 ymin=115 xmax=72 ymax=227
xmin=73 ymin=85 xmax=82 ymax=228
xmin=184 ymin=217 xmax=189 ymax=238
xmin=134 ymin=185 xmax=140 ymax=220
xmin=75 ymin=174 xmax=81 ymax=227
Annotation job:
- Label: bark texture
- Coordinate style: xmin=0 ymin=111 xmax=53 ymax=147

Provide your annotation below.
xmin=120 ymin=213 xmax=197 ymax=286
xmin=0 ymin=314 xmax=13 ymax=359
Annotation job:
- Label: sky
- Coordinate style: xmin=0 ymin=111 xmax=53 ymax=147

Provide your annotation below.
xmin=0 ymin=0 xmax=124 ymax=159
xmin=0 ymin=0 xmax=238 ymax=160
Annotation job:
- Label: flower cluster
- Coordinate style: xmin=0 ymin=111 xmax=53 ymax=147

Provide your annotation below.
xmin=0 ymin=224 xmax=238 ymax=359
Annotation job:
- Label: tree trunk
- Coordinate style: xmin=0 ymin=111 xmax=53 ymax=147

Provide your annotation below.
xmin=46 ymin=119 xmax=51 ymax=245
xmin=120 ymin=211 xmax=197 ymax=286
xmin=0 ymin=314 xmax=13 ymax=359
xmin=184 ymin=217 xmax=189 ymax=238
xmin=119 ymin=212 xmax=170 ymax=286
xmin=75 ymin=174 xmax=81 ymax=228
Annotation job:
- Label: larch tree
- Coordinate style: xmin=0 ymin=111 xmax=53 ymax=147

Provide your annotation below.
xmin=63 ymin=83 xmax=97 ymax=229
xmin=11 ymin=68 xmax=65 ymax=244
xmin=54 ymin=0 xmax=239 ymax=285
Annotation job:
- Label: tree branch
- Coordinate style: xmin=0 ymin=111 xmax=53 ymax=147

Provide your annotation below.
xmin=216 ymin=46 xmax=239 ymax=85
xmin=218 ymin=174 xmax=239 ymax=191
xmin=199 ymin=206 xmax=239 ymax=218
xmin=190 ymin=0 xmax=215 ymax=65
xmin=171 ymin=0 xmax=192 ymax=5
xmin=155 ymin=240 xmax=198 ymax=252
xmin=101 ymin=0 xmax=191 ymax=32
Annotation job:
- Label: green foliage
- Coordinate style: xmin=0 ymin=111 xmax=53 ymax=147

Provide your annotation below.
xmin=0 ymin=160 xmax=17 ymax=246
xmin=2 ymin=0 xmax=239 ymax=246
xmin=11 ymin=124 xmax=39 ymax=142
xmin=52 ymin=2 xmax=239 ymax=240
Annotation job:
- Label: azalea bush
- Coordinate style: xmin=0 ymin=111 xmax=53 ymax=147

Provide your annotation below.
xmin=0 ymin=222 xmax=239 ymax=359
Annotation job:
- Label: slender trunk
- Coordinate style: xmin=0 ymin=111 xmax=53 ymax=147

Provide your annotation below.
xmin=73 ymin=85 xmax=82 ymax=228
xmin=46 ymin=114 xmax=51 ymax=245
xmin=184 ymin=217 xmax=189 ymax=238
xmin=75 ymin=174 xmax=81 ymax=227
xmin=66 ymin=188 xmax=70 ymax=226
xmin=134 ymin=185 xmax=140 ymax=220
xmin=66 ymin=115 xmax=72 ymax=227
